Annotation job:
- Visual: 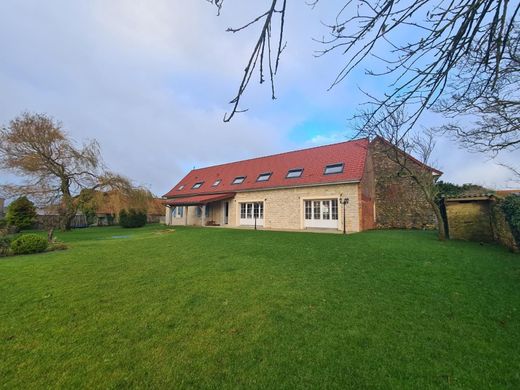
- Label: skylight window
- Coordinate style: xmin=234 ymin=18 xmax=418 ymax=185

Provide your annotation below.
xmin=286 ymin=168 xmax=303 ymax=178
xmin=256 ymin=172 xmax=272 ymax=182
xmin=324 ymin=163 xmax=344 ymax=175
xmin=212 ymin=179 xmax=221 ymax=187
xmin=232 ymin=176 xmax=246 ymax=185
xmin=192 ymin=182 xmax=204 ymax=189
xmin=178 ymin=185 xmax=185 ymax=190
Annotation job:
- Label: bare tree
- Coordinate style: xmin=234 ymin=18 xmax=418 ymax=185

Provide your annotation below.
xmin=437 ymin=25 xmax=520 ymax=153
xmin=0 ymin=112 xmax=133 ymax=230
xmin=208 ymin=0 xmax=287 ymax=122
xmin=207 ymin=1 xmax=518 ymax=146
xmin=357 ymin=107 xmax=446 ymax=240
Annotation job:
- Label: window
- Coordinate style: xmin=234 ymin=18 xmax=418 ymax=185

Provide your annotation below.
xmin=196 ymin=207 xmax=202 ymax=217
xmin=304 ymin=199 xmax=339 ymax=223
xmin=178 ymin=185 xmax=185 ymax=190
xmin=192 ymin=182 xmax=204 ymax=189
xmin=331 ymin=199 xmax=338 ymax=220
xmin=212 ymin=179 xmax=221 ymax=187
xmin=324 ymin=163 xmax=344 ymax=175
xmin=172 ymin=207 xmax=177 ymax=218
xmin=322 ymin=201 xmax=330 ymax=220
xmin=232 ymin=176 xmax=246 ymax=185
xmin=286 ymin=168 xmax=303 ymax=178
xmin=178 ymin=206 xmax=184 ymax=218
xmin=313 ymin=201 xmax=321 ymax=220
xmin=305 ymin=201 xmax=312 ymax=220
xmin=256 ymin=172 xmax=272 ymax=182
xmin=205 ymin=205 xmax=210 ymax=218
xmin=240 ymin=202 xmax=264 ymax=220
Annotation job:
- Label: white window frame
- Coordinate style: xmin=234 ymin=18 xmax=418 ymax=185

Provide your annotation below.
xmin=239 ymin=201 xmax=264 ymax=226
xmin=172 ymin=206 xmax=184 ymax=219
xmin=304 ymin=199 xmax=339 ymax=229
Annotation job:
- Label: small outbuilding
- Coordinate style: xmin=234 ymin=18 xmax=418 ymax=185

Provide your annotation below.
xmin=444 ymin=194 xmax=495 ymax=242
xmin=444 ymin=193 xmax=518 ymax=252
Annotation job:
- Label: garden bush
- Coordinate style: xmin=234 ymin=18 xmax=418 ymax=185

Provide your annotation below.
xmin=119 ymin=209 xmax=147 ymax=228
xmin=10 ymin=234 xmax=48 ymax=255
xmin=502 ymin=195 xmax=520 ymax=245
xmin=6 ymin=196 xmax=37 ymax=230
xmin=48 ymin=241 xmax=68 ymax=252
xmin=0 ymin=236 xmax=12 ymax=257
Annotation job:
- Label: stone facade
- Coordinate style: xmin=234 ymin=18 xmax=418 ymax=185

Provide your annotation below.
xmin=369 ymin=138 xmax=437 ymax=229
xmin=166 ymin=182 xmax=361 ymax=233
xmin=165 ymin=138 xmax=443 ymax=233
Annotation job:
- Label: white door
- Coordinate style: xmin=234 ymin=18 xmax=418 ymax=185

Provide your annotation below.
xmin=304 ymin=199 xmax=339 ymax=229
xmin=239 ymin=202 xmax=264 ymax=226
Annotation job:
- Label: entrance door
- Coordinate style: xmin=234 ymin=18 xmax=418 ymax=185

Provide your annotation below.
xmin=304 ymin=199 xmax=339 ymax=229
xmin=223 ymin=202 xmax=229 ymax=225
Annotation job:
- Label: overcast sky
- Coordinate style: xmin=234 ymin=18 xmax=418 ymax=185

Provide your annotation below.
xmin=1 ymin=0 xmax=519 ymax=196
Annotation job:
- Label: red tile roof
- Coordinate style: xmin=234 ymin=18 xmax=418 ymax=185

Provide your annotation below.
xmin=164 ymin=193 xmax=236 ymax=206
xmin=496 ymin=189 xmax=520 ymax=197
xmin=164 ymin=139 xmax=369 ymax=198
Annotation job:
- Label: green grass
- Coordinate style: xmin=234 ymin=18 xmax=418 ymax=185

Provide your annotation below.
xmin=1 ymin=225 xmax=519 ymax=389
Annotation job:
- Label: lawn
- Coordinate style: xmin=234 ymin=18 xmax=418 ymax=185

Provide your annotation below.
xmin=1 ymin=225 xmax=519 ymax=389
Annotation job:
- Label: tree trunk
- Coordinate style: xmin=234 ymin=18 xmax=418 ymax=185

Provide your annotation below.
xmin=428 ymin=198 xmax=446 ymax=241
xmin=47 ymin=227 xmax=55 ymax=242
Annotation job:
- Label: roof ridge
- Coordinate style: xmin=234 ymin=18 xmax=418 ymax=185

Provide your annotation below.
xmin=190 ymin=137 xmax=369 ymax=172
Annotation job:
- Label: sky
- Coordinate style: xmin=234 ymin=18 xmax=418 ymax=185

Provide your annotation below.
xmin=0 ymin=0 xmax=519 ymax=197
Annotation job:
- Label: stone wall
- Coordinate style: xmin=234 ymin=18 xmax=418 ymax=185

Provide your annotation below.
xmin=443 ymin=196 xmax=518 ymax=252
xmin=370 ymin=138 xmax=437 ymax=229
xmin=491 ymin=200 xmax=519 ymax=252
xmin=445 ymin=199 xmax=494 ymax=242
xmin=232 ymin=183 xmax=360 ymax=232
xmin=359 ymin=148 xmax=376 ymax=230
xmin=165 ymin=183 xmax=361 ymax=233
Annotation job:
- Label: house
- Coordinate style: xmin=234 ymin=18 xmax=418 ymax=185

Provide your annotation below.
xmin=85 ymin=190 xmax=165 ymax=226
xmin=163 ymin=138 xmax=442 ymax=233
xmin=496 ymin=189 xmax=520 ymax=197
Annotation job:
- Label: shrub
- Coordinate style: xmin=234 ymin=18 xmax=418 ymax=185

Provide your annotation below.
xmin=502 ymin=195 xmax=520 ymax=244
xmin=119 ymin=208 xmax=146 ymax=228
xmin=10 ymin=234 xmax=48 ymax=255
xmin=0 ymin=236 xmax=12 ymax=257
xmin=6 ymin=196 xmax=37 ymax=230
xmin=0 ymin=218 xmax=6 ymax=229
xmin=48 ymin=241 xmax=68 ymax=252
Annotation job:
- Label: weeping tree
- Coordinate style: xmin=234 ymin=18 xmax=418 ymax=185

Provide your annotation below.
xmin=206 ymin=0 xmax=519 ymax=151
xmin=0 ymin=112 xmax=133 ymax=231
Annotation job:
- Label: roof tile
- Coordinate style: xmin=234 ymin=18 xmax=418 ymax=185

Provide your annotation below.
xmin=164 ymin=138 xmax=369 ymax=198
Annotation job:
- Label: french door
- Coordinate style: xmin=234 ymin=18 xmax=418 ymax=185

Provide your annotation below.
xmin=304 ymin=199 xmax=339 ymax=229
xmin=239 ymin=202 xmax=264 ymax=226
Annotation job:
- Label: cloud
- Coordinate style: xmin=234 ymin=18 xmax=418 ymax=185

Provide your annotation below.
xmin=0 ymin=0 xmax=518 ymax=198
